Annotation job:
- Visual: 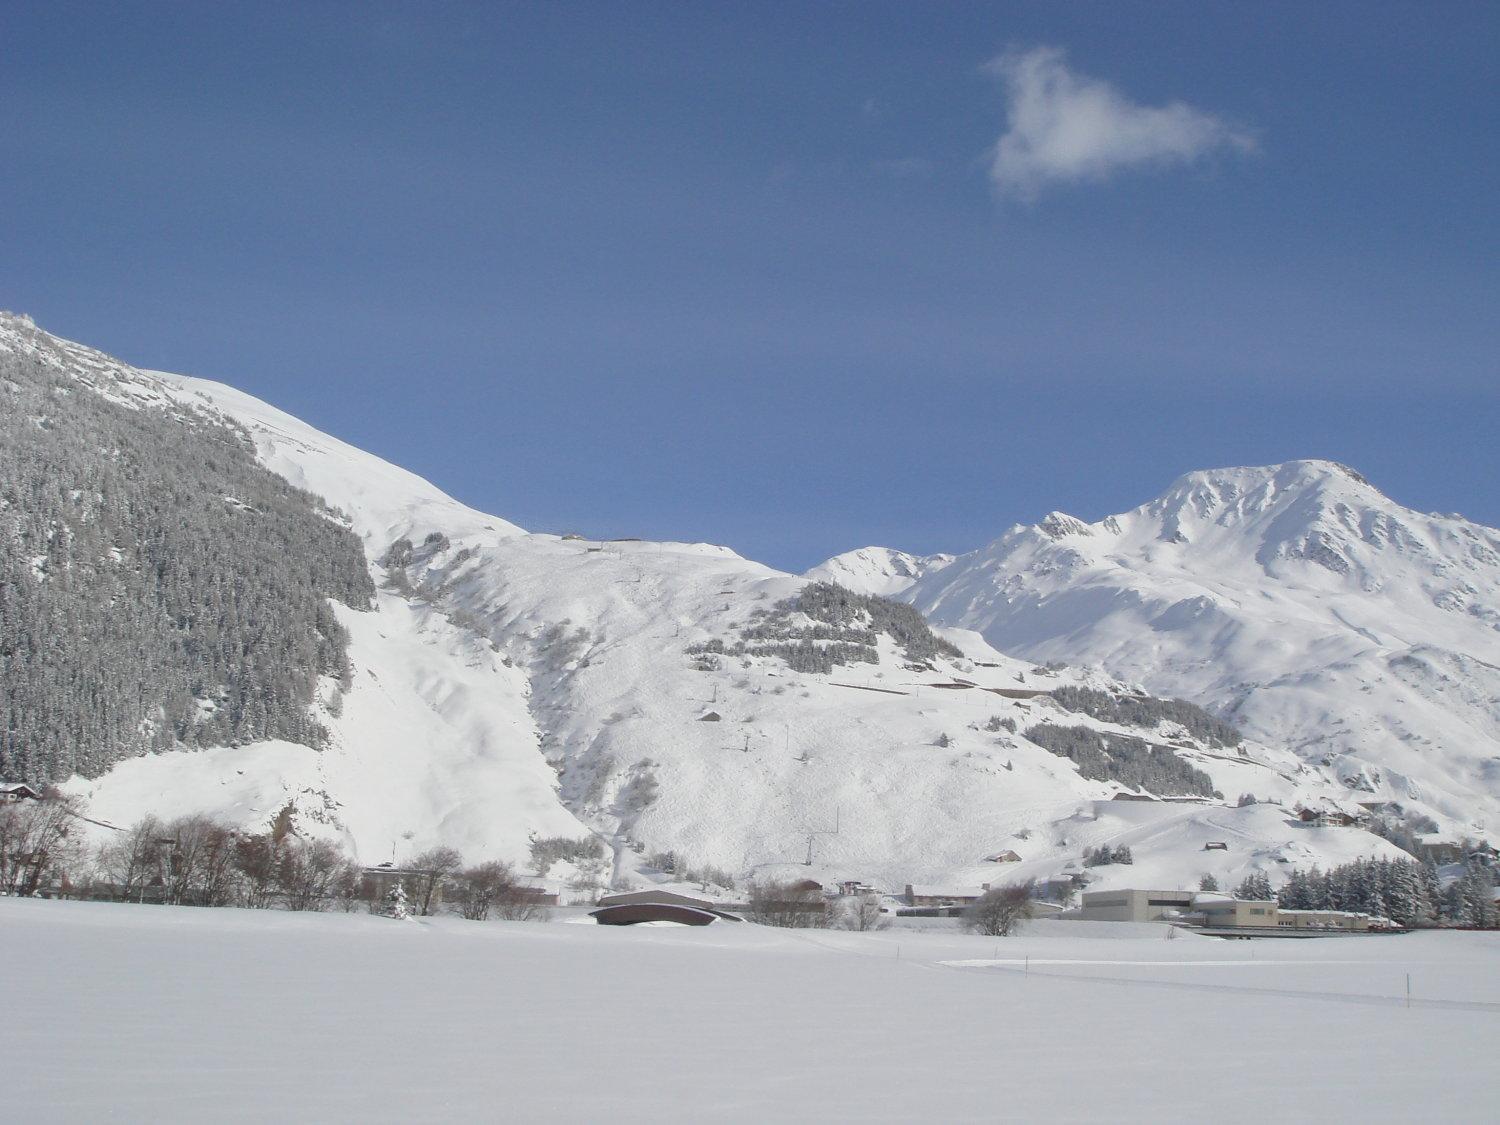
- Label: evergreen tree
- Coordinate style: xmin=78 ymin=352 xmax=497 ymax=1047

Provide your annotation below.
xmin=1235 ymin=872 xmax=1274 ymax=901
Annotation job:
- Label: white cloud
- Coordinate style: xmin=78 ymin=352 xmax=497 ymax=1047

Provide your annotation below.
xmin=987 ymin=46 xmax=1256 ymax=198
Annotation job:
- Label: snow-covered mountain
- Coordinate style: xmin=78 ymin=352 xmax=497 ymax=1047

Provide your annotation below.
xmin=890 ymin=461 xmax=1500 ymax=836
xmin=804 ymin=546 xmax=955 ymax=597
xmin=1 ymin=315 xmax=1438 ymax=894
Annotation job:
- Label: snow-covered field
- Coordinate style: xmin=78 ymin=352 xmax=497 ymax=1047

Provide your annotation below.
xmin=4 ymin=898 xmax=1496 ymax=1123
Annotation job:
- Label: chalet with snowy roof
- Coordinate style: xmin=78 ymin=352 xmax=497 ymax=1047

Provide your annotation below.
xmin=984 ymin=850 xmax=1022 ymax=863
xmin=1 ymin=782 xmax=41 ymax=803
xmin=1295 ymin=803 xmax=1369 ymax=829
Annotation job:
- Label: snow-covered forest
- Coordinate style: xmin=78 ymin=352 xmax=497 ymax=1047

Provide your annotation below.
xmin=0 ymin=325 xmax=373 ymax=781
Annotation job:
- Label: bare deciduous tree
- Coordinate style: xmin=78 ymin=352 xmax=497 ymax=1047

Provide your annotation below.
xmin=746 ymin=879 xmax=828 ymax=928
xmin=161 ymin=815 xmax=239 ymax=906
xmin=833 ymin=894 xmax=888 ymax=931
xmin=454 ymin=860 xmax=518 ymax=920
xmin=493 ymin=883 xmax=551 ymax=922
xmin=278 ymin=838 xmax=355 ymax=912
xmin=410 ymin=846 xmax=464 ymax=916
xmin=94 ymin=814 xmax=165 ymax=901
xmin=0 ymin=789 xmax=87 ymax=896
xmin=964 ymin=881 xmax=1035 ymax=937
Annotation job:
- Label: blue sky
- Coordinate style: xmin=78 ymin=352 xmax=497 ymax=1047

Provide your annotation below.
xmin=3 ymin=2 xmax=1496 ymax=570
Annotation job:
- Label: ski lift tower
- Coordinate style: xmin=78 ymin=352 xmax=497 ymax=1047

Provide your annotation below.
xmin=803 ymin=807 xmax=840 ymax=866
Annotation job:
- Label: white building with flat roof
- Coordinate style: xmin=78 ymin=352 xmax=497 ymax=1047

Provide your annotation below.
xmin=1076 ymin=889 xmax=1196 ymax=922
xmin=1076 ymin=888 xmax=1380 ymax=933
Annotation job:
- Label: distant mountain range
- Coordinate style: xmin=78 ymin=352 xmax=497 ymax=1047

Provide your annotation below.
xmin=3 ymin=312 xmax=1490 ymax=896
xmin=815 ymin=461 xmax=1500 ymax=834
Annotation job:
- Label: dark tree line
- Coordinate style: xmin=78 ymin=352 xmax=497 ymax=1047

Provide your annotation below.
xmin=1084 ymin=844 xmax=1133 ymax=866
xmin=0 ymin=325 xmax=374 ymax=781
xmin=1024 ymin=724 xmax=1219 ymax=798
xmin=700 ymin=581 xmax=962 ymax=675
xmin=1271 ymin=856 xmax=1495 ymax=928
xmin=1050 ymin=685 xmax=1242 ymax=747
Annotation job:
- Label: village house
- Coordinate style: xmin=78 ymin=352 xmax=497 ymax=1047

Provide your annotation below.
xmin=512 ymin=877 xmax=562 ymax=907
xmin=1 ymin=781 xmax=42 ymax=803
xmin=904 ymin=884 xmax=989 ymax=908
xmin=1295 ymin=804 xmax=1369 ymax=829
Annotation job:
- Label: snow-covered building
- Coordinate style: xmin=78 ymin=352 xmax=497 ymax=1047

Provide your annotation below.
xmin=597 ymin=889 xmax=729 ymax=912
xmin=1296 ymin=806 xmax=1368 ymax=829
xmin=1 ymin=782 xmax=41 ymax=803
xmin=905 ymin=884 xmax=989 ymax=907
xmin=592 ymin=888 xmax=743 ymax=925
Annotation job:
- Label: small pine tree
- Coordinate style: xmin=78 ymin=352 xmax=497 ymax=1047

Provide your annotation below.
xmin=1199 ymin=873 xmax=1219 ymax=892
xmin=384 ymin=882 xmax=411 ymax=920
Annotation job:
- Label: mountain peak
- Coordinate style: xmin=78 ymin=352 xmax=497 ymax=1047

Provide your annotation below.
xmin=1156 ymin=460 xmax=1376 ymax=510
xmin=804 ymin=546 xmax=955 ymax=597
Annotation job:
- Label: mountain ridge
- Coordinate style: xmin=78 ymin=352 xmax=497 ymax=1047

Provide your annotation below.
xmin=0 ymin=313 xmax=1466 ymax=895
xmin=863 ymin=460 xmax=1500 ymax=835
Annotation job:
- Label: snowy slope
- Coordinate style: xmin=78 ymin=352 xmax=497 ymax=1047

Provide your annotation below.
xmin=4 ymin=314 xmax=1422 ymax=891
xmin=898 ymin=462 xmax=1500 ymax=837
xmin=804 ymin=545 xmax=954 ymax=597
